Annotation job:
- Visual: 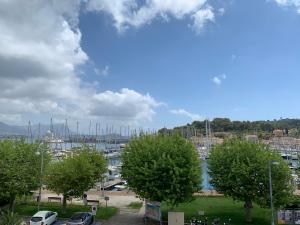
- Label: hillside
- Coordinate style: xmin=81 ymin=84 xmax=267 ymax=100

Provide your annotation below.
xmin=159 ymin=118 xmax=300 ymax=138
xmin=0 ymin=122 xmax=66 ymax=136
xmin=0 ymin=122 xmax=26 ymax=135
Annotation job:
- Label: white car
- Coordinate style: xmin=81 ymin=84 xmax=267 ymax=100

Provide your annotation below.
xmin=30 ymin=211 xmax=58 ymax=225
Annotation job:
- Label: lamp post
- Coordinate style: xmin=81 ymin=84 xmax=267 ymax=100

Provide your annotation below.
xmin=269 ymin=160 xmax=279 ymax=225
xmin=36 ymin=142 xmax=44 ymax=211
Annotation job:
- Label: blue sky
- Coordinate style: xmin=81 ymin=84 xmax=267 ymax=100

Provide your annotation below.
xmin=79 ymin=0 xmax=300 ymax=127
xmin=0 ymin=0 xmax=300 ymax=130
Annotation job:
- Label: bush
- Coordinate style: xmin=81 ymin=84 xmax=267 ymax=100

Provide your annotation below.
xmin=0 ymin=210 xmax=22 ymax=225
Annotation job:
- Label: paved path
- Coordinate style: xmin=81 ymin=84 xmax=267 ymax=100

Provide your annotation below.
xmin=102 ymin=205 xmax=145 ymax=225
xmin=37 ymin=189 xmax=141 ymax=208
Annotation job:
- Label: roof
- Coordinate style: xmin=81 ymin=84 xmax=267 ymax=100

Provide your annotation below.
xmin=33 ymin=211 xmax=51 ymax=217
xmin=70 ymin=212 xmax=91 ymax=220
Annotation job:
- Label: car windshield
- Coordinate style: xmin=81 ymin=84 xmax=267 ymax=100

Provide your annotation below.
xmin=31 ymin=217 xmax=43 ymax=222
xmin=70 ymin=213 xmax=85 ymax=221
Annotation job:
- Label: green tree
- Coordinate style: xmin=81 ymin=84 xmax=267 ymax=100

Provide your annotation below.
xmin=208 ymin=139 xmax=293 ymax=223
xmin=80 ymin=146 xmax=107 ymax=181
xmin=45 ymin=147 xmax=107 ymax=210
xmin=0 ymin=140 xmax=49 ymax=210
xmin=121 ymin=134 xmax=201 ymax=207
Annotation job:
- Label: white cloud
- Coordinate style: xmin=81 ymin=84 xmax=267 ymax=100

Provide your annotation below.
xmin=87 ymin=0 xmax=216 ymax=33
xmin=212 ymin=74 xmax=226 ymax=85
xmin=189 ymin=6 xmax=215 ymax=34
xmin=212 ymin=77 xmax=222 ymax=85
xmin=89 ymin=88 xmax=161 ymax=121
xmin=218 ymin=8 xmax=225 ymax=15
xmin=0 ymin=0 xmax=161 ymax=125
xmin=170 ymin=109 xmax=202 ymax=121
xmin=0 ymin=113 xmax=22 ymax=124
xmin=272 ymin=0 xmax=300 ymax=13
xmin=220 ymin=74 xmax=226 ymax=79
xmin=94 ymin=65 xmax=109 ymax=76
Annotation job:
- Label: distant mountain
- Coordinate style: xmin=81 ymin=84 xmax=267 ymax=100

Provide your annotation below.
xmin=0 ymin=121 xmax=69 ymax=136
xmin=0 ymin=122 xmax=26 ymax=135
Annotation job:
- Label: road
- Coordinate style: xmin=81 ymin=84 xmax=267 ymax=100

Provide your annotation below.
xmin=102 ymin=205 xmax=145 ymax=225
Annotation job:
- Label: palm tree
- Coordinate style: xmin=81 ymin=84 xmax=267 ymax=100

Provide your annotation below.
xmin=0 ymin=210 xmax=23 ymax=225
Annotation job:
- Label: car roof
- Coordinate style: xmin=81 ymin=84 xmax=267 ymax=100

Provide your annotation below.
xmin=70 ymin=212 xmax=91 ymax=219
xmin=73 ymin=212 xmax=91 ymax=215
xmin=33 ymin=211 xmax=53 ymax=217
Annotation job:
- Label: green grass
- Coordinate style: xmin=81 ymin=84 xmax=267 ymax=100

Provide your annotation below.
xmin=15 ymin=202 xmax=118 ymax=220
xmin=161 ymin=196 xmax=272 ymax=225
xmin=127 ymin=201 xmax=143 ymax=209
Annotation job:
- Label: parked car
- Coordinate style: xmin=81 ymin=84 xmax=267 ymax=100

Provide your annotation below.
xmin=66 ymin=212 xmax=94 ymax=225
xmin=29 ymin=211 xmax=58 ymax=225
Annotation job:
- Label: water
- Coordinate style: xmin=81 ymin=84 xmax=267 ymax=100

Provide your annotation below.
xmin=201 ymin=160 xmax=213 ymax=190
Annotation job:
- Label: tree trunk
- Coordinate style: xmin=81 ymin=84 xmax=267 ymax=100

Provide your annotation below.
xmin=62 ymin=195 xmax=67 ymax=212
xmin=9 ymin=195 xmax=16 ymax=212
xmin=244 ymin=201 xmax=253 ymax=223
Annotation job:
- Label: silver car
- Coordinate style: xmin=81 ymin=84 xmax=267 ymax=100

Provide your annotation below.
xmin=30 ymin=211 xmax=58 ymax=225
xmin=66 ymin=212 xmax=94 ymax=225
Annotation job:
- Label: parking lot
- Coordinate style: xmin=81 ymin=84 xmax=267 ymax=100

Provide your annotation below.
xmin=24 ymin=220 xmax=101 ymax=225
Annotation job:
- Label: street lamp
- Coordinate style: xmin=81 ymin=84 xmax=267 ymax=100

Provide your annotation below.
xmin=36 ymin=142 xmax=45 ymax=211
xmin=269 ymin=160 xmax=279 ymax=225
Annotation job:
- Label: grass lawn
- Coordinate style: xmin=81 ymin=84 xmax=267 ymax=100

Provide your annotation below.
xmin=127 ymin=201 xmax=143 ymax=209
xmin=161 ymin=196 xmax=273 ymax=225
xmin=15 ymin=202 xmax=118 ymax=220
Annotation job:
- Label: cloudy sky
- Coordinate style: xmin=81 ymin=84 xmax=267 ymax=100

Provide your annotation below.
xmin=1 ymin=0 xmax=300 ymax=130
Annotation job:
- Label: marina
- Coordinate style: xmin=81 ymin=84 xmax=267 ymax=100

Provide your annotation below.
xmin=2 ymin=119 xmax=300 ymax=191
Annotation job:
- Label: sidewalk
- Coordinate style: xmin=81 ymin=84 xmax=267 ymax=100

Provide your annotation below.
xmin=37 ymin=189 xmax=141 ymax=208
xmin=102 ymin=203 xmax=145 ymax=225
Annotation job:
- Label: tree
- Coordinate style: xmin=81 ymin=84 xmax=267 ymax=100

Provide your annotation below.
xmin=121 ymin=134 xmax=201 ymax=207
xmin=45 ymin=147 xmax=107 ymax=210
xmin=80 ymin=146 xmax=107 ymax=182
xmin=0 ymin=140 xmax=49 ymax=210
xmin=162 ymin=118 xmax=300 ymax=138
xmin=208 ymin=139 xmax=293 ymax=223
xmin=0 ymin=210 xmax=22 ymax=225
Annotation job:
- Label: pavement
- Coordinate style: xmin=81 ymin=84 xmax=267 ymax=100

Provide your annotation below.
xmin=101 ymin=204 xmax=145 ymax=225
xmin=36 ymin=189 xmax=141 ymax=208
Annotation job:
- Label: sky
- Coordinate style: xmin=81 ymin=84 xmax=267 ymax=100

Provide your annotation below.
xmin=0 ymin=0 xmax=300 ymax=130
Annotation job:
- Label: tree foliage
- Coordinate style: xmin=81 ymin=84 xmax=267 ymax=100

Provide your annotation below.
xmin=0 ymin=140 xmax=49 ymax=210
xmin=45 ymin=147 xmax=107 ymax=209
xmin=0 ymin=210 xmax=22 ymax=225
xmin=159 ymin=118 xmax=300 ymax=138
xmin=121 ymin=134 xmax=201 ymax=207
xmin=208 ymin=139 xmax=293 ymax=222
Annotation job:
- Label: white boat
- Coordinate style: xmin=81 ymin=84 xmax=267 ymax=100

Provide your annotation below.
xmin=107 ymin=165 xmax=121 ymax=180
xmin=119 ymin=143 xmax=126 ymax=149
xmin=114 ymin=185 xmax=126 ymax=191
xmin=281 ymin=153 xmax=292 ymax=160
